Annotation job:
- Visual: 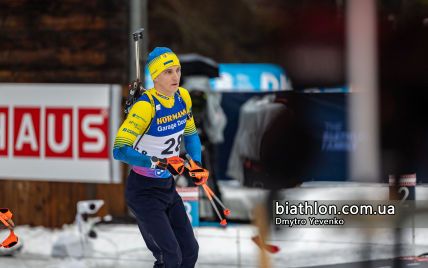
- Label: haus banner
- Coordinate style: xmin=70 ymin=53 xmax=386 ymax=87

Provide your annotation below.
xmin=0 ymin=83 xmax=122 ymax=183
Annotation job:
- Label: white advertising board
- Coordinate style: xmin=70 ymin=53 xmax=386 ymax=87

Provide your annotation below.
xmin=0 ymin=83 xmax=122 ymax=183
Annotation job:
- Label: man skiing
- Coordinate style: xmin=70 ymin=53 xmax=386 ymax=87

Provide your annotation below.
xmin=113 ymin=47 xmax=208 ymax=268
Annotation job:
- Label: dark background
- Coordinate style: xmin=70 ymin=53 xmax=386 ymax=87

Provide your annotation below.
xmin=2 ymin=0 xmax=427 ymax=88
xmin=1 ymin=0 xmax=428 ymax=226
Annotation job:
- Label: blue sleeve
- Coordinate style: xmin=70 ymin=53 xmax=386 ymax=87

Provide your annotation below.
xmin=113 ymin=146 xmax=152 ymax=167
xmin=184 ymin=133 xmax=202 ymax=163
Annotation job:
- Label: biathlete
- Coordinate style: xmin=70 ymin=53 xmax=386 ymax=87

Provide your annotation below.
xmin=113 ymin=47 xmax=208 ymax=268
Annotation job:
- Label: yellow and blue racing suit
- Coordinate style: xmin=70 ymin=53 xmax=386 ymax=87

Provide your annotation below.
xmin=113 ymin=87 xmax=201 ymax=178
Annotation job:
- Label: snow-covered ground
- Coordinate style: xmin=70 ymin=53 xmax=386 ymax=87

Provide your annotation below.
xmin=1 ymin=182 xmax=428 ymax=268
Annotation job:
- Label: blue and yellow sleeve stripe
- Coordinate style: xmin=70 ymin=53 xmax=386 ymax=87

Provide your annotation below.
xmin=178 ymin=87 xmax=198 ymax=136
xmin=184 ymin=119 xmax=197 ymax=136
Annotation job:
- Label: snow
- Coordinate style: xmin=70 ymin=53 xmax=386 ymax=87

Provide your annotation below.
xmin=1 ymin=182 xmax=428 ymax=267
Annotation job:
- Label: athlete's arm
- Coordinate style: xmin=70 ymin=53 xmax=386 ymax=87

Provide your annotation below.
xmin=113 ymin=100 xmax=153 ymax=167
xmin=179 ymin=88 xmax=202 ymax=163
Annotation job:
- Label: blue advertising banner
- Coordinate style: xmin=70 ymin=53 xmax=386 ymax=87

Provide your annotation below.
xmin=296 ymin=93 xmax=351 ymax=181
xmin=210 ymin=64 xmax=292 ymax=92
xmin=217 ymin=93 xmax=353 ymax=183
xmin=176 ymin=187 xmax=199 ymax=227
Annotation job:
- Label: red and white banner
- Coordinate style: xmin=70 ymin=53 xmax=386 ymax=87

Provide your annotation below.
xmin=0 ymin=83 xmax=122 ymax=183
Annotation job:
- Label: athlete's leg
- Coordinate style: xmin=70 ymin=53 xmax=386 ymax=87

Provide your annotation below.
xmin=128 ymin=194 xmax=183 ymax=268
xmin=132 ymin=209 xmax=164 ymax=267
xmin=168 ymin=190 xmax=199 ymax=268
xmin=126 ymin=172 xmax=183 ymax=268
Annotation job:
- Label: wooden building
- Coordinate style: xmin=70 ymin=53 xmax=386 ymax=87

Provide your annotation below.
xmin=0 ymin=0 xmax=130 ymax=227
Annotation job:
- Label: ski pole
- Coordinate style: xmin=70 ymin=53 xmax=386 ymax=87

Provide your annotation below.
xmin=204 ymin=184 xmax=231 ymax=216
xmin=184 ymin=154 xmax=227 ymax=226
xmin=202 ymin=183 xmax=227 ymax=226
xmin=183 ymin=154 xmax=228 ymax=225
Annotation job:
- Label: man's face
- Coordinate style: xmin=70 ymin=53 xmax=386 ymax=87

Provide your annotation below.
xmin=154 ymin=65 xmax=181 ymax=96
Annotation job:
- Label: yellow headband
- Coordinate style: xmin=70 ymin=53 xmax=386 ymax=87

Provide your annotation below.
xmin=147 ymin=52 xmax=181 ymax=80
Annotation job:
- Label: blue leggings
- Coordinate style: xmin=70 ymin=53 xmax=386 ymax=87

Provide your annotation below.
xmin=126 ymin=171 xmax=199 ymax=268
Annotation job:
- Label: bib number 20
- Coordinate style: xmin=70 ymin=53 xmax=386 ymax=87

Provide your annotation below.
xmin=161 ymin=135 xmax=182 ymax=155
